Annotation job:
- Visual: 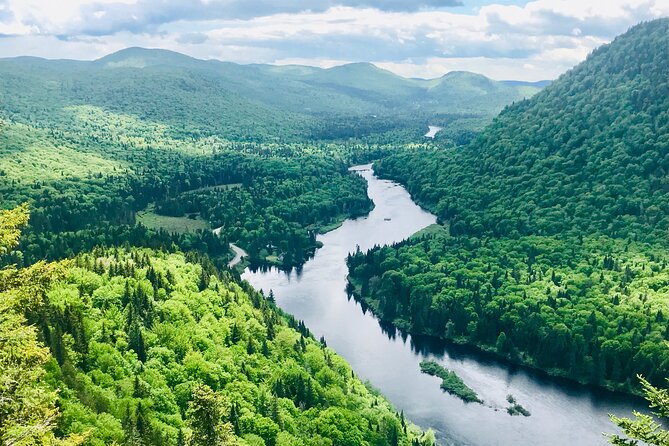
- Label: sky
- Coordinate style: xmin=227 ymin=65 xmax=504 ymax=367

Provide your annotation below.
xmin=0 ymin=0 xmax=666 ymax=80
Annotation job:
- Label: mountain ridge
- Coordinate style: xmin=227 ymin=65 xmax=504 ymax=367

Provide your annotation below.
xmin=2 ymin=46 xmax=548 ymax=85
xmin=0 ymin=46 xmax=544 ymax=142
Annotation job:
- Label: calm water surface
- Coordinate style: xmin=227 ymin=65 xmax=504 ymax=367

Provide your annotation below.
xmin=242 ymin=164 xmax=646 ymax=446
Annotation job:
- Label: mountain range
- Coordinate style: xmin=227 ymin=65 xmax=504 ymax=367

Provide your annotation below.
xmin=0 ymin=47 xmax=546 ymax=141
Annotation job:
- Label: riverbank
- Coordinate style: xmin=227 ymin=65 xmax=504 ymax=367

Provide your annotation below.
xmin=347 ymin=274 xmax=644 ymax=398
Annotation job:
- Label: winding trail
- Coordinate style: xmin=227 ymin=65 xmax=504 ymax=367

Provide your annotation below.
xmin=227 ymin=243 xmax=247 ymax=268
xmin=212 ymin=226 xmax=248 ymax=268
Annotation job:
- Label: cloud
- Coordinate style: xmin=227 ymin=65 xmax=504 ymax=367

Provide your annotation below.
xmin=0 ymin=0 xmax=462 ymax=36
xmin=176 ymin=32 xmax=208 ymax=44
xmin=0 ymin=0 xmax=667 ymax=80
xmin=0 ymin=0 xmax=13 ymax=22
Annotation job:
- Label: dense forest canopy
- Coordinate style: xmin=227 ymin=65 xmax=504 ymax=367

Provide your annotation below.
xmin=349 ymin=18 xmax=669 ymax=393
xmin=0 ymin=103 xmax=386 ymax=269
xmin=0 ymin=43 xmax=541 ymax=270
xmin=0 ymin=206 xmax=435 ymax=446
xmin=2 ymin=10 xmax=668 ymax=446
xmin=375 ymin=19 xmax=669 ymax=241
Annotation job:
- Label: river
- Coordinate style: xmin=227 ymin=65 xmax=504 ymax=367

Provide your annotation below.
xmin=425 ymin=125 xmax=443 ymax=138
xmin=242 ymin=164 xmax=646 ymax=446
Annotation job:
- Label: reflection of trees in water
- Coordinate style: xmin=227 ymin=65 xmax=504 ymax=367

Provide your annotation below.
xmin=348 ymin=284 xmax=645 ymax=405
xmin=246 ymin=262 xmax=304 ymax=277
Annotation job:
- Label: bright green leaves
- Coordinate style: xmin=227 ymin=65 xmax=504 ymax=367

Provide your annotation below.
xmin=0 ymin=204 xmax=29 ymax=256
xmin=609 ymin=376 xmax=669 ymax=446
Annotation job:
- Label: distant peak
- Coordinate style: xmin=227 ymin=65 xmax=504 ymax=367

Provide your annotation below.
xmin=441 ymin=70 xmax=487 ymax=79
xmin=97 ymin=47 xmax=187 ymax=59
xmin=95 ymin=47 xmax=199 ymax=68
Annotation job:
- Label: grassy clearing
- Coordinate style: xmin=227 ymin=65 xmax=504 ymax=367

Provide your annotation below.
xmin=136 ymin=208 xmax=210 ymax=234
xmin=409 ymin=223 xmax=448 ymax=240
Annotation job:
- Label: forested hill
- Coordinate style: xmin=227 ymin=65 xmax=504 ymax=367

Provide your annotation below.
xmin=376 ymin=18 xmax=669 ymax=240
xmin=0 ymin=48 xmax=541 ymax=142
xmin=349 ymin=18 xmax=669 ymax=394
xmin=0 ymin=205 xmax=434 ymax=446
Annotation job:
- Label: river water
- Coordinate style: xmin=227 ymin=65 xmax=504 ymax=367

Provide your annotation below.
xmin=425 ymin=125 xmax=443 ymax=138
xmin=242 ymin=164 xmax=646 ymax=446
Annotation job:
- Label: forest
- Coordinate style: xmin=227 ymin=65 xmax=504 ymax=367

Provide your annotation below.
xmin=348 ymin=19 xmax=669 ymax=393
xmin=2 ymin=11 xmax=668 ymax=446
xmin=1 ymin=205 xmax=435 ymax=446
xmin=0 ymin=105 xmax=390 ymax=269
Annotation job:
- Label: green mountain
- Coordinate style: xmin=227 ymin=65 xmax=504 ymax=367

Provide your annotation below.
xmin=378 ymin=18 xmax=669 ymax=239
xmin=349 ymin=18 xmax=669 ymax=392
xmin=0 ymin=48 xmax=542 ymax=142
xmin=421 ymin=71 xmax=541 ymax=114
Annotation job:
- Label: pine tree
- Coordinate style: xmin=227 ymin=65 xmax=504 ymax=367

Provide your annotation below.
xmin=128 ymin=322 xmax=147 ymax=362
xmin=198 ymin=267 xmax=210 ymax=291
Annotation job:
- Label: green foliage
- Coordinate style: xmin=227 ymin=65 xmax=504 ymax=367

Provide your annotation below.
xmin=348 ymin=234 xmax=669 ymax=391
xmin=418 ymin=360 xmax=481 ymax=403
xmin=609 ymin=376 xmax=669 ymax=445
xmin=0 ymin=108 xmax=377 ymax=269
xmin=505 ymin=395 xmax=530 ymax=417
xmin=376 ymin=19 xmax=669 ymax=242
xmin=187 ymin=384 xmax=238 ymax=446
xmin=28 ymin=247 xmax=431 ymax=446
xmin=0 ymin=206 xmax=83 ymax=446
xmin=0 ymin=48 xmax=539 ymax=144
xmin=0 ymin=203 xmax=29 ymax=254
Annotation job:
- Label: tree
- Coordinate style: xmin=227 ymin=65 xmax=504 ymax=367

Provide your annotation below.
xmin=0 ymin=205 xmax=83 ymax=446
xmin=128 ymin=321 xmax=147 ymax=362
xmin=609 ymin=376 xmax=669 ymax=445
xmin=198 ymin=267 xmax=210 ymax=292
xmin=186 ymin=384 xmax=236 ymax=446
xmin=496 ymin=332 xmax=508 ymax=354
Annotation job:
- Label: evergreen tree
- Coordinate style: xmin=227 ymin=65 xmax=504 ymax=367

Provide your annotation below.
xmin=609 ymin=376 xmax=669 ymax=445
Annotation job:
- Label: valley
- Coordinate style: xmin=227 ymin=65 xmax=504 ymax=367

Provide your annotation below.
xmin=1 ymin=12 xmax=667 ymax=446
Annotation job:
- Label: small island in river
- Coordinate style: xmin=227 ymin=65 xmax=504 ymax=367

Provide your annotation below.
xmin=419 ymin=360 xmax=482 ymax=404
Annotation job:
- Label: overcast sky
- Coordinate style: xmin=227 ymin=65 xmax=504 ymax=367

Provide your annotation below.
xmin=0 ymin=0 xmax=666 ymax=80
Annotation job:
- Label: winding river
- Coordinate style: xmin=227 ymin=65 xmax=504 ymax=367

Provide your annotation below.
xmin=242 ymin=164 xmax=646 ymax=446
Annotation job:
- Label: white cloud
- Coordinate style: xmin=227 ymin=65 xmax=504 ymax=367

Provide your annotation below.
xmin=0 ymin=0 xmax=667 ymax=80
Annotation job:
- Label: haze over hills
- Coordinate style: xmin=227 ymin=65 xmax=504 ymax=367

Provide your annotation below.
xmin=0 ymin=47 xmax=544 ymax=142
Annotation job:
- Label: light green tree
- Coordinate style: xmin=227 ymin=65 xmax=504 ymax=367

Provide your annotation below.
xmin=186 ymin=384 xmax=238 ymax=446
xmin=609 ymin=376 xmax=669 ymax=445
xmin=0 ymin=205 xmax=84 ymax=446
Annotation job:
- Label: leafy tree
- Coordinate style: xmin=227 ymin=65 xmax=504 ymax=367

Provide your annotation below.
xmin=186 ymin=384 xmax=236 ymax=446
xmin=609 ymin=376 xmax=669 ymax=445
xmin=0 ymin=205 xmax=83 ymax=446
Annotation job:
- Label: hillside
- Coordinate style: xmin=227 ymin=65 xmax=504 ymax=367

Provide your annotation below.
xmin=349 ymin=18 xmax=669 ymax=392
xmin=0 ymin=206 xmax=434 ymax=446
xmin=0 ymin=49 xmax=542 ymax=142
xmin=377 ymin=18 xmax=669 ymax=239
